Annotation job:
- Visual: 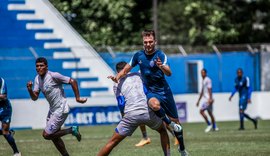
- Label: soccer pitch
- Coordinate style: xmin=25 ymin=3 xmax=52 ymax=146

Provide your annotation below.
xmin=0 ymin=120 xmax=269 ymax=156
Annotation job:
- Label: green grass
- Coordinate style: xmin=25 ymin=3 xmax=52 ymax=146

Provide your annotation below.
xmin=1 ymin=120 xmax=270 ymax=156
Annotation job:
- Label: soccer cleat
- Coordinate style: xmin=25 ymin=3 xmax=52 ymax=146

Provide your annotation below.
xmin=238 ymin=127 xmax=245 ymax=131
xmin=213 ymin=127 xmax=219 ymax=132
xmin=13 ymin=152 xmax=21 ymax=156
xmin=72 ymin=126 xmax=81 ymax=142
xmin=204 ymin=125 xmax=212 ymax=133
xmin=169 ymin=121 xmax=182 ymax=133
xmin=135 ymin=138 xmax=151 ymax=147
xmin=174 ymin=137 xmax=179 ymax=145
xmin=178 ymin=147 xmax=189 ymax=156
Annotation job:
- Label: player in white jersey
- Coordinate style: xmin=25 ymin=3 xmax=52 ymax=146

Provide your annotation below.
xmin=196 ymin=69 xmax=218 ymax=133
xmin=98 ymin=61 xmax=170 ymax=156
xmin=26 ymin=57 xmax=87 ymax=156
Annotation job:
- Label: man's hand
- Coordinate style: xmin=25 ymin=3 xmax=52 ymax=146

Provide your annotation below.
xmin=76 ymin=97 xmax=87 ymax=104
xmin=155 ymin=57 xmax=163 ymax=68
xmin=107 ymin=75 xmax=118 ymax=83
xmin=229 ymin=96 xmax=232 ymax=101
xmin=27 ymin=81 xmax=33 ymax=91
xmin=196 ymin=101 xmax=199 ymax=107
xmin=248 ymin=99 xmax=251 ymax=104
xmin=208 ymin=99 xmax=214 ymax=105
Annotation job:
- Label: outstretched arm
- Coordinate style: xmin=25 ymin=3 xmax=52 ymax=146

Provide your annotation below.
xmin=69 ymin=78 xmax=87 ymax=103
xmin=108 ymin=64 xmax=132 ymax=83
xmin=27 ymin=81 xmax=39 ymax=101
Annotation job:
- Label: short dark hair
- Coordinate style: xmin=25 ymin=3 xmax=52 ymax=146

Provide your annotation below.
xmin=142 ymin=29 xmax=156 ymax=40
xmin=116 ymin=61 xmax=127 ymax=73
xmin=237 ymin=68 xmax=243 ymax=72
xmin=202 ymin=68 xmax=207 ymax=73
xmin=36 ymin=57 xmax=48 ymax=65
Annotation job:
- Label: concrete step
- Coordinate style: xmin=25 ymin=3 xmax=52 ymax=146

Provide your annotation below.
xmin=26 ymin=23 xmax=50 ymax=30
xmin=44 ymin=43 xmax=67 ymax=49
xmin=63 ymin=61 xmax=88 ymax=69
xmin=8 ymin=4 xmax=29 ymax=10
xmin=17 ymin=13 xmax=39 ymax=20
xmin=35 ymin=33 xmax=58 ymax=39
xmin=91 ymin=91 xmax=114 ymax=97
xmin=53 ymin=52 xmax=74 ymax=59
xmin=80 ymin=81 xmax=104 ymax=88
xmin=71 ymin=71 xmax=95 ymax=79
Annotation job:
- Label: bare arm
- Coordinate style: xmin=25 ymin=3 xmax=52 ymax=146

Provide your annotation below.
xmin=208 ymin=87 xmax=214 ymax=104
xmin=196 ymin=88 xmax=203 ymax=107
xmin=155 ymin=57 xmax=172 ymax=76
xmin=69 ymin=78 xmax=87 ymax=103
xmin=0 ymin=94 xmax=7 ymax=100
xmin=108 ymin=64 xmax=132 ymax=83
xmin=26 ymin=81 xmax=39 ymax=101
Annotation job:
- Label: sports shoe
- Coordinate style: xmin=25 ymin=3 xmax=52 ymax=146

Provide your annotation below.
xmin=204 ymin=125 xmax=212 ymax=133
xmin=135 ymin=138 xmax=151 ymax=147
xmin=169 ymin=121 xmax=182 ymax=133
xmin=13 ymin=152 xmax=21 ymax=156
xmin=178 ymin=148 xmax=189 ymax=156
xmin=213 ymin=127 xmax=219 ymax=131
xmin=72 ymin=126 xmax=81 ymax=142
xmin=174 ymin=137 xmax=179 ymax=145
xmin=238 ymin=127 xmax=245 ymax=131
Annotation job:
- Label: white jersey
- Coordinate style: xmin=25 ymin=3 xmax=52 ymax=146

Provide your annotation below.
xmin=33 ymin=71 xmax=70 ymax=114
xmin=201 ymin=76 xmax=212 ymax=99
xmin=114 ymin=72 xmax=148 ymax=115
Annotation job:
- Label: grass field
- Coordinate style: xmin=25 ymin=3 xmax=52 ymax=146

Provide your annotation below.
xmin=0 ymin=120 xmax=269 ymax=156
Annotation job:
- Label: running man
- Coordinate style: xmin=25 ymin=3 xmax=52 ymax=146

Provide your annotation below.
xmin=98 ymin=61 xmax=170 ymax=156
xmin=0 ymin=77 xmax=21 ymax=156
xmin=108 ymin=30 xmax=188 ymax=155
xmin=27 ymin=57 xmax=87 ymax=156
xmin=196 ymin=69 xmax=218 ymax=133
xmin=229 ymin=68 xmax=257 ymax=130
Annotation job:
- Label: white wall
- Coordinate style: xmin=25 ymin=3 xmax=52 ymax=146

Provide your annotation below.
xmin=9 ymin=92 xmax=270 ymax=129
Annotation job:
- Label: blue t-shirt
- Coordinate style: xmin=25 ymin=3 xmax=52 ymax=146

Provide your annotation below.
xmin=129 ymin=49 xmax=170 ymax=93
xmin=232 ymin=76 xmax=252 ymax=99
xmin=0 ymin=77 xmax=11 ymax=109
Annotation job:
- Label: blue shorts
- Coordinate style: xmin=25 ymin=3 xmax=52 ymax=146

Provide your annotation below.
xmin=0 ymin=107 xmax=12 ymax=124
xmin=147 ymin=91 xmax=178 ymax=119
xmin=239 ymin=96 xmax=248 ymax=110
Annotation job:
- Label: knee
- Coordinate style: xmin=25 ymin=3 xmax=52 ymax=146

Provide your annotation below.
xmin=42 ymin=132 xmax=51 ymax=140
xmin=200 ymin=110 xmax=204 ymax=115
xmin=148 ymin=98 xmax=160 ymax=111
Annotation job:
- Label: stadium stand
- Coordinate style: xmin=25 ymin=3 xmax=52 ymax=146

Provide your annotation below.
xmin=0 ymin=0 xmax=112 ymax=99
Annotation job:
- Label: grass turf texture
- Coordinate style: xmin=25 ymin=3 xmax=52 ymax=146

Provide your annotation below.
xmin=0 ymin=120 xmax=269 ymax=156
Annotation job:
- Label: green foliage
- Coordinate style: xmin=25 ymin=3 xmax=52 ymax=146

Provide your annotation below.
xmin=50 ymin=0 xmax=152 ymax=46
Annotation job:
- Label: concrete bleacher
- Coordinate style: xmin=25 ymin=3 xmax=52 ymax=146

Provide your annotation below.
xmin=0 ymin=0 xmax=109 ymax=99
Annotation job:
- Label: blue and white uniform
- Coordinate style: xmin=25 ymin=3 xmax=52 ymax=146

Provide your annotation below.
xmin=0 ymin=77 xmax=12 ymax=124
xmin=114 ymin=73 xmax=162 ymax=136
xmin=200 ymin=76 xmax=213 ymax=112
xmin=129 ymin=49 xmax=178 ymax=118
xmin=231 ymin=76 xmax=252 ymax=110
xmin=33 ymin=71 xmax=70 ymax=134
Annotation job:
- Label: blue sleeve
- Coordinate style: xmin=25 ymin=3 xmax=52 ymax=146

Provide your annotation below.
xmin=247 ymin=86 xmax=252 ymax=99
xmin=116 ymin=96 xmax=125 ymax=114
xmin=129 ymin=52 xmax=138 ymax=67
xmin=0 ymin=78 xmax=7 ymax=95
xmin=143 ymin=84 xmax=148 ymax=95
xmin=230 ymin=79 xmax=238 ymax=97
xmin=157 ymin=51 xmax=168 ymax=65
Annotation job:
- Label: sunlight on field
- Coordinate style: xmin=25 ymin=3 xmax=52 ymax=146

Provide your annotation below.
xmin=0 ymin=120 xmax=269 ymax=156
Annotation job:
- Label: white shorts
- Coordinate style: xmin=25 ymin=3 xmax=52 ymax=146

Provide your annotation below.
xmin=200 ymin=98 xmax=213 ymax=112
xmin=44 ymin=111 xmax=68 ymax=134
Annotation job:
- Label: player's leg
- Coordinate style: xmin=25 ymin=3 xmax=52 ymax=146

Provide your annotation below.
xmin=199 ymin=105 xmax=212 ymax=133
xmin=156 ymin=123 xmax=170 ymax=156
xmin=242 ymin=103 xmax=257 ymax=129
xmin=52 ymin=137 xmax=69 ymax=156
xmin=206 ymin=104 xmax=218 ymax=131
xmin=148 ymin=97 xmax=171 ymax=125
xmin=2 ymin=122 xmax=20 ymax=155
xmin=135 ymin=125 xmax=151 ymax=147
xmin=97 ymin=131 xmax=126 ymax=156
xmin=43 ymin=113 xmax=81 ymax=141
xmin=239 ymin=109 xmax=245 ymax=130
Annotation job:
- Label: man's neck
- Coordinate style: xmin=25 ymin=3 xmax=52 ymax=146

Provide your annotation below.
xmin=145 ymin=49 xmax=156 ymax=55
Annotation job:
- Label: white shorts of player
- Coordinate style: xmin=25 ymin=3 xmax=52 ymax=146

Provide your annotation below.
xmin=45 ymin=111 xmax=68 ymax=134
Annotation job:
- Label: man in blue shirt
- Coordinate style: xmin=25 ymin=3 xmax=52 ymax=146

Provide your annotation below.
xmin=0 ymin=77 xmax=21 ymax=156
xmin=229 ymin=68 xmax=257 ymax=130
xmin=108 ymin=30 xmax=188 ymax=156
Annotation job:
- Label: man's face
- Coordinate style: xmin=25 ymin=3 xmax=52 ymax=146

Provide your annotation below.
xmin=237 ymin=69 xmax=243 ymax=78
xmin=201 ymin=70 xmax=206 ymax=78
xmin=36 ymin=62 xmax=48 ymax=76
xmin=143 ymin=35 xmax=156 ymax=54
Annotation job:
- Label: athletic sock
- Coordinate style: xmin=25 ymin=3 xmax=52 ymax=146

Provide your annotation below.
xmin=240 ymin=112 xmax=244 ymax=129
xmin=142 ymin=131 xmax=148 ymax=139
xmin=154 ymin=108 xmax=171 ymax=125
xmin=3 ymin=134 xmax=19 ymax=154
xmin=174 ymin=129 xmax=185 ymax=151
xmin=243 ymin=113 xmax=256 ymax=122
xmin=207 ymin=120 xmax=211 ymax=126
xmin=212 ymin=122 xmax=216 ymax=129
